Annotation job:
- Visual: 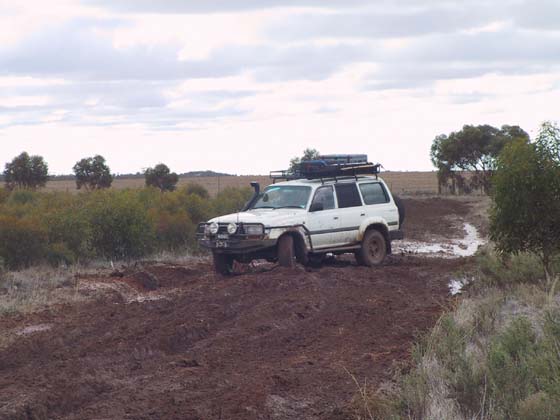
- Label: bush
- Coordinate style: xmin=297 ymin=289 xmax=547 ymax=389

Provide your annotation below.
xmin=42 ymin=203 xmax=92 ymax=261
xmin=212 ymin=187 xmax=253 ymax=215
xmin=0 ymin=187 xmax=10 ymax=204
xmin=151 ymin=209 xmax=195 ymax=250
xmin=86 ymin=191 xmax=155 ymax=259
xmin=0 ymin=185 xmax=255 ymax=268
xmin=475 ymin=249 xmax=554 ymax=288
xmin=45 ymin=242 xmax=76 ymax=267
xmin=182 ymin=183 xmax=210 ymax=200
xmin=0 ymin=216 xmax=46 ymax=269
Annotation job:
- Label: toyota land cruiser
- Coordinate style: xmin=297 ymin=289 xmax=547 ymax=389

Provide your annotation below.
xmin=197 ymin=155 xmax=404 ymax=274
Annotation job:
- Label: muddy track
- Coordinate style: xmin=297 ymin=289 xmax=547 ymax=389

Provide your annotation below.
xmin=0 ymin=197 xmax=480 ymax=420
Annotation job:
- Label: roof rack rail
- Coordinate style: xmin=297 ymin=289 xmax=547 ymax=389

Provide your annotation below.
xmin=270 ymin=154 xmax=381 ymax=182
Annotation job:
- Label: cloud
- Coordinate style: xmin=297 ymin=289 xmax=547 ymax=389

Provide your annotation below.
xmin=361 ymin=29 xmax=560 ymax=91
xmin=0 ymin=19 xmax=372 ymax=83
xmin=82 ymin=0 xmax=365 ymax=13
xmin=268 ymin=7 xmax=498 ymax=40
xmin=513 ymin=0 xmax=560 ymax=30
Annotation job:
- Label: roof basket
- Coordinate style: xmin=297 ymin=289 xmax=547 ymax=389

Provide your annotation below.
xmin=270 ymin=154 xmax=380 ymax=182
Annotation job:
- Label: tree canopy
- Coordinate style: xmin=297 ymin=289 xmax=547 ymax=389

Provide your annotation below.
xmin=144 ymin=164 xmax=179 ymax=192
xmin=3 ymin=152 xmax=49 ymax=190
xmin=490 ymin=121 xmax=560 ymax=283
xmin=289 ymin=148 xmax=320 ymax=173
xmin=73 ymin=155 xmax=113 ymax=190
xmin=431 ymin=125 xmax=529 ymax=194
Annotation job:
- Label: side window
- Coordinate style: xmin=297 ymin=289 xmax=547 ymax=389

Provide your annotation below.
xmin=310 ymin=186 xmax=335 ymax=211
xmin=359 ymin=183 xmax=389 ymax=205
xmin=335 ymin=183 xmax=362 ymax=208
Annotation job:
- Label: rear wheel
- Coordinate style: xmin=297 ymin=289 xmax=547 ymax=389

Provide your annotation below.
xmin=393 ymin=194 xmax=406 ymax=226
xmin=277 ymin=235 xmax=295 ymax=268
xmin=213 ymin=252 xmax=234 ymax=275
xmin=358 ymin=229 xmax=387 ymax=266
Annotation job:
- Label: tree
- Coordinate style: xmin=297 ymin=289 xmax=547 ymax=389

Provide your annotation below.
xmin=73 ymin=155 xmax=113 ymax=190
xmin=3 ymin=152 xmax=49 ymax=190
xmin=430 ymin=125 xmax=529 ymax=194
xmin=144 ymin=164 xmax=179 ymax=192
xmin=289 ymin=148 xmax=320 ymax=173
xmin=490 ymin=122 xmax=560 ymax=285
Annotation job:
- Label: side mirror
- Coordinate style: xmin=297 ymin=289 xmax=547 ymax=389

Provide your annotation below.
xmin=309 ymin=202 xmax=324 ymax=212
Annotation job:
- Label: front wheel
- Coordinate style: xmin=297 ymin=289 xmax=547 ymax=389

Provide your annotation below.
xmin=357 ymin=229 xmax=387 ymax=266
xmin=277 ymin=235 xmax=295 ymax=268
xmin=213 ymin=252 xmax=234 ymax=275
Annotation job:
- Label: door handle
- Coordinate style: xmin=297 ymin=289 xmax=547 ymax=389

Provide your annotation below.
xmin=360 ymin=213 xmax=365 ymax=216
xmin=333 ymin=216 xmax=339 ymax=220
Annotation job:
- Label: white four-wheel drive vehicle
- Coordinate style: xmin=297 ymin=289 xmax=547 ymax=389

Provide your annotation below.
xmin=197 ymin=155 xmax=404 ymax=274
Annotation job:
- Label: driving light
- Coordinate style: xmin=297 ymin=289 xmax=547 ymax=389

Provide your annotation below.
xmin=227 ymin=223 xmax=238 ymax=234
xmin=209 ymin=222 xmax=219 ymax=235
xmin=244 ymin=224 xmax=264 ymax=235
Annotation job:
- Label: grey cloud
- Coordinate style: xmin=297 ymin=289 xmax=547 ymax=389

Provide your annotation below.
xmin=82 ymin=0 xmax=365 ymax=13
xmin=268 ymin=7 xmax=497 ymax=40
xmin=0 ymin=21 xmax=371 ymax=82
xmin=398 ymin=30 xmax=560 ymax=63
xmin=513 ymin=0 xmax=560 ymax=30
xmin=362 ymin=29 xmax=560 ymax=91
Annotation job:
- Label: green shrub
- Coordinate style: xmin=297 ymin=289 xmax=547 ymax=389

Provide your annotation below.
xmin=0 ymin=216 xmax=46 ymax=269
xmin=42 ymin=204 xmax=92 ymax=260
xmin=151 ymin=209 xmax=195 ymax=250
xmin=8 ymin=189 xmax=37 ymax=205
xmin=45 ymin=242 xmax=76 ymax=267
xmin=0 ymin=187 xmax=10 ymax=204
xmin=86 ymin=191 xmax=155 ymax=259
xmin=212 ymin=187 xmax=252 ymax=216
xmin=475 ymin=249 xmax=554 ymax=288
xmin=182 ymin=183 xmax=210 ymax=200
xmin=487 ymin=318 xmax=537 ymax=417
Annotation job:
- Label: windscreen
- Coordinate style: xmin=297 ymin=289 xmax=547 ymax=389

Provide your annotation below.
xmin=251 ymin=186 xmax=311 ymax=210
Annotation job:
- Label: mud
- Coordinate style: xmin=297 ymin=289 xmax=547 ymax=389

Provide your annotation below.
xmin=0 ymin=197 xmax=481 ymax=420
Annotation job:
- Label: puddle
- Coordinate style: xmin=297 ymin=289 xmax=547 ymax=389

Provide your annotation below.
xmin=394 ymin=223 xmax=485 ymax=258
xmin=17 ymin=324 xmax=53 ymax=336
xmin=449 ymin=277 xmax=472 ymax=296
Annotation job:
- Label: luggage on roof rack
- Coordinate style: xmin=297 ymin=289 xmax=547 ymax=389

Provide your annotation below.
xmin=270 ymin=154 xmax=380 ymax=182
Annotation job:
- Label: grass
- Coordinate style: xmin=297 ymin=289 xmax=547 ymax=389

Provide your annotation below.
xmin=0 ymin=250 xmax=207 ymax=316
xmin=371 ymin=249 xmax=560 ymax=420
xmin=0 ymin=265 xmax=83 ymax=315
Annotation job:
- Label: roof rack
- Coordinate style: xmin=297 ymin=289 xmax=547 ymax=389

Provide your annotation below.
xmin=270 ymin=154 xmax=381 ymax=182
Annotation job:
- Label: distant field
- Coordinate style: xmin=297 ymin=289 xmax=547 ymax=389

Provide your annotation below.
xmin=44 ymin=171 xmax=440 ymax=196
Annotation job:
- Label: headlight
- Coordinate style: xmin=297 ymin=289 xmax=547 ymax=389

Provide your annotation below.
xmin=209 ymin=222 xmax=219 ymax=235
xmin=244 ymin=224 xmax=264 ymax=235
xmin=227 ymin=223 xmax=238 ymax=234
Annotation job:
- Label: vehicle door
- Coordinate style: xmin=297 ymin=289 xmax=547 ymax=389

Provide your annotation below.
xmin=357 ymin=181 xmax=399 ymax=227
xmin=333 ymin=182 xmax=364 ymax=245
xmin=305 ymin=185 xmax=344 ymax=249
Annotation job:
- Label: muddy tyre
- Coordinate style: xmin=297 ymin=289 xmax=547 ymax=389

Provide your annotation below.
xmin=354 ymin=251 xmax=365 ymax=266
xmin=213 ymin=252 xmax=234 ymax=275
xmin=393 ymin=194 xmax=405 ymax=226
xmin=277 ymin=235 xmax=295 ymax=268
xmin=358 ymin=229 xmax=387 ymax=266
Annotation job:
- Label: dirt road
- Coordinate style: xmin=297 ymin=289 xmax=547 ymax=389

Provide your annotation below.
xmin=0 ymin=197 xmax=480 ymax=420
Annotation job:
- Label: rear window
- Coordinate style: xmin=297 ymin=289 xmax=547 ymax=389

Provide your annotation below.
xmin=335 ymin=183 xmax=362 ymax=208
xmin=359 ymin=183 xmax=389 ymax=205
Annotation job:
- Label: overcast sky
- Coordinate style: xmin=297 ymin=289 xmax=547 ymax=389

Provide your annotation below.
xmin=0 ymin=0 xmax=559 ymax=175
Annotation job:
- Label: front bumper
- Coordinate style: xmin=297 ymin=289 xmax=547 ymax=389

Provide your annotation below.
xmin=197 ymin=236 xmax=277 ymax=254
